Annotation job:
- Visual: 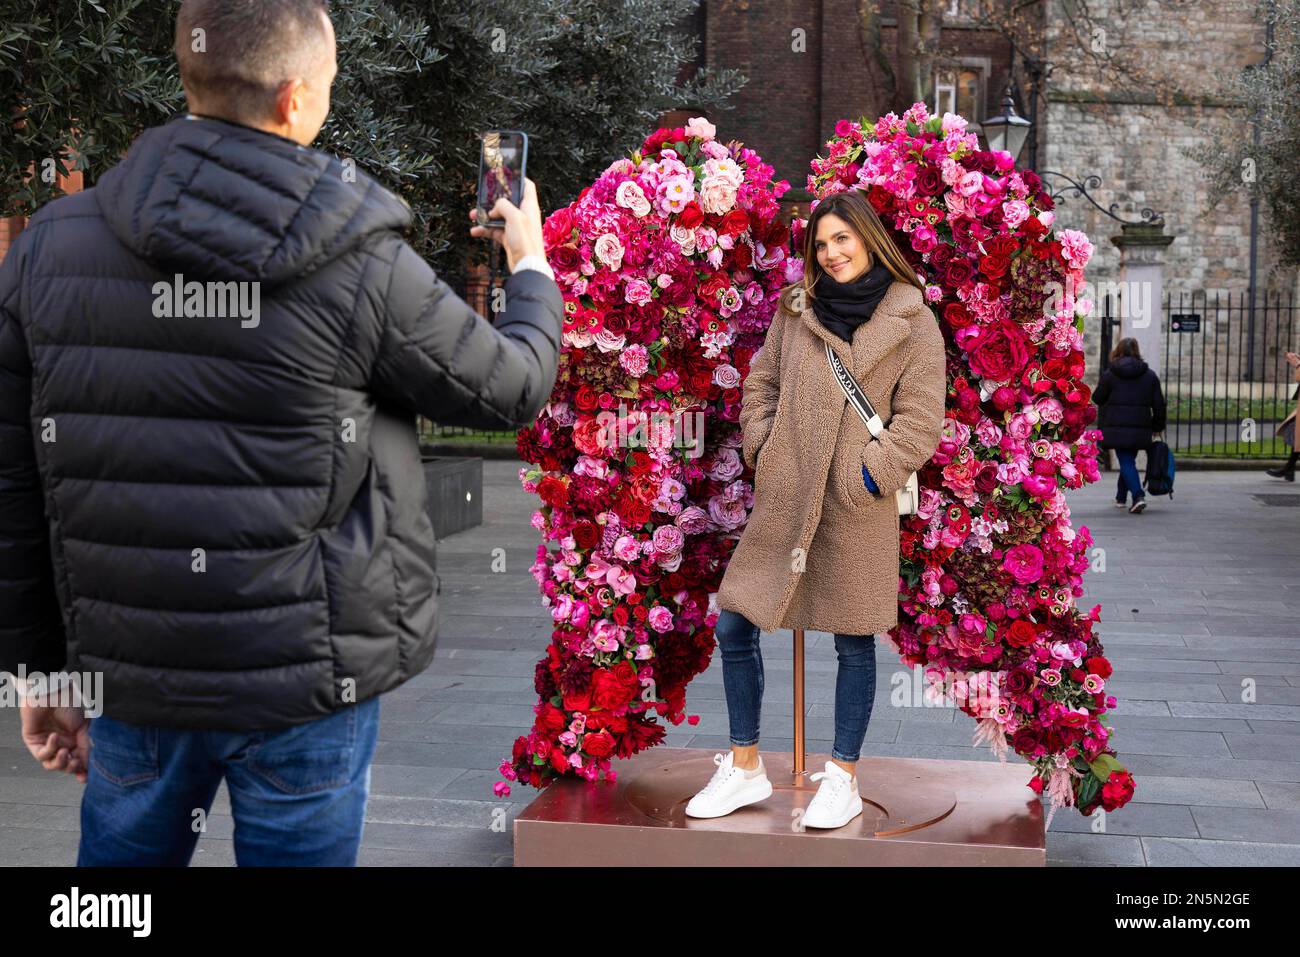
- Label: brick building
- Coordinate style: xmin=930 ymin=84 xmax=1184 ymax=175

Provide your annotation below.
xmin=674 ymin=0 xmax=1291 ymax=393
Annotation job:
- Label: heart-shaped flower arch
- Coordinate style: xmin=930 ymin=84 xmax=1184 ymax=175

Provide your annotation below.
xmin=498 ymin=106 xmax=1136 ymax=822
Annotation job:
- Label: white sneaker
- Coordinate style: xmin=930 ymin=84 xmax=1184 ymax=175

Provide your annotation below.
xmin=802 ymin=760 xmax=863 ymax=829
xmin=684 ymin=751 xmax=773 ymax=818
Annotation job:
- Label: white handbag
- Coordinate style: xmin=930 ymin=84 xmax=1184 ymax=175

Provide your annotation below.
xmin=825 ymin=341 xmax=920 ymax=516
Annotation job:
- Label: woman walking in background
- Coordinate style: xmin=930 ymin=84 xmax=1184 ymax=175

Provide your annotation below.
xmin=1265 ymin=350 xmax=1300 ymax=481
xmin=1092 ymin=337 xmax=1166 ymax=514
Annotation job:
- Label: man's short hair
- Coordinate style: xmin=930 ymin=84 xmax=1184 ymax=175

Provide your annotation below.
xmin=175 ymin=0 xmax=332 ymax=123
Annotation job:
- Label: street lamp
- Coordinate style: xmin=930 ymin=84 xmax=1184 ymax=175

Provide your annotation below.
xmin=977 ymin=82 xmax=1032 ymax=165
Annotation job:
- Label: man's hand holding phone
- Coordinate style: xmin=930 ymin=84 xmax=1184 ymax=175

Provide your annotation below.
xmin=468 ymin=177 xmax=546 ymax=273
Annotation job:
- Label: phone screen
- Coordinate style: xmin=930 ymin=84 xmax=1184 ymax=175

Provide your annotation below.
xmin=477 ymin=130 xmax=527 ymax=226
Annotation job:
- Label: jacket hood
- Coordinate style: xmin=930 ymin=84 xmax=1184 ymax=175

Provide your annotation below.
xmin=1109 ymin=355 xmax=1148 ymax=378
xmin=96 ymin=113 xmax=411 ymax=286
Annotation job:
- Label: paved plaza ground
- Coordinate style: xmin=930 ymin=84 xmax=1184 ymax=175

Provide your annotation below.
xmin=2 ymin=460 xmax=1298 ymax=866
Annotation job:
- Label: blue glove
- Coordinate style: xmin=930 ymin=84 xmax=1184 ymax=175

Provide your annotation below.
xmin=862 ymin=464 xmax=879 ymax=494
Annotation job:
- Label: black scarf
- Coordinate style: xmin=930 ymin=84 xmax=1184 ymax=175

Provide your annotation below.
xmin=811 ymin=262 xmax=894 ymax=342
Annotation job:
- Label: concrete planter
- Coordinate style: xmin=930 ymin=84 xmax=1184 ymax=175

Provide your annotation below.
xmin=421 ymin=454 xmax=483 ymax=538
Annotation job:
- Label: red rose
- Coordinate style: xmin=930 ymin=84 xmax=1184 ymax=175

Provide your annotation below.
xmin=721 ymin=209 xmax=750 ymax=237
xmin=1012 ymin=726 xmax=1041 ymax=755
xmin=538 ymin=476 xmax=570 ymax=508
xmin=571 ymin=521 xmax=599 ymax=549
xmin=943 ymin=257 xmax=974 ymax=286
xmin=549 ymin=747 xmax=570 ymax=774
xmin=989 ymin=236 xmax=1020 ymax=258
xmin=574 ymin=384 xmax=598 ymax=411
xmin=969 ymin=322 xmax=1030 ymax=382
xmin=1004 ymin=668 xmax=1032 ymax=694
xmin=979 ymin=254 xmax=1010 ymax=279
xmin=974 ymin=463 xmax=1001 ymax=494
xmin=1085 ymin=656 xmax=1113 ymax=679
xmin=1003 ymin=619 xmax=1039 ymax=648
xmin=549 ymin=245 xmax=579 ymax=272
xmin=915 ymin=166 xmax=943 ymax=196
xmin=590 ymin=660 xmax=639 ymax=711
xmin=733 ymin=242 xmax=752 ymax=269
xmin=943 ymin=302 xmax=971 ymax=329
xmin=867 ymin=185 xmax=894 ymax=214
xmin=677 ymin=201 xmax=704 ymax=229
xmin=538 ymin=703 xmax=568 ymax=733
xmin=689 ymin=370 xmax=715 ymax=397
xmin=562 ymin=687 xmax=591 ymax=713
xmin=582 ymin=730 xmax=616 ymax=757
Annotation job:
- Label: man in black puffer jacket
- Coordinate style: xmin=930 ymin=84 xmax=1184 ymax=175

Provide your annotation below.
xmin=1093 ymin=337 xmax=1166 ymax=514
xmin=0 ymin=0 xmax=561 ymax=865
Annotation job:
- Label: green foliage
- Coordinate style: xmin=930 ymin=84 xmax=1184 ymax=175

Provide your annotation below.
xmin=0 ymin=0 xmax=743 ymax=290
xmin=1187 ymin=0 xmax=1300 ymax=267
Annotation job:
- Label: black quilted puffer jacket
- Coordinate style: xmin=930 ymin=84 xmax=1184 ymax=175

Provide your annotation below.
xmin=0 ymin=113 xmax=562 ymax=730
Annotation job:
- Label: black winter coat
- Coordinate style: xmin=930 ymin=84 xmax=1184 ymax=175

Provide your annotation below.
xmin=0 ymin=114 xmax=562 ymax=730
xmin=1092 ymin=355 xmax=1166 ymax=450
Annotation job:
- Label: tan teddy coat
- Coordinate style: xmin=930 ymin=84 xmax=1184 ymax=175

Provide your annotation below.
xmin=715 ymin=279 xmax=948 ymax=635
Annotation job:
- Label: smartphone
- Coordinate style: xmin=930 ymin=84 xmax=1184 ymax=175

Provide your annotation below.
xmin=476 ymin=130 xmax=528 ymax=228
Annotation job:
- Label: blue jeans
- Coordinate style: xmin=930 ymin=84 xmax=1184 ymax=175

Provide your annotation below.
xmin=714 ymin=609 xmax=877 ymax=763
xmin=78 ymin=696 xmax=380 ymax=866
xmin=1114 ymin=447 xmax=1145 ymax=504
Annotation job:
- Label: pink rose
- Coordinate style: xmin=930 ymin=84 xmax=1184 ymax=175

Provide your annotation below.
xmin=647 ymin=605 xmax=675 ymax=633
xmin=1003 ymin=544 xmax=1045 ymax=585
xmin=712 ymin=364 xmax=741 ymax=389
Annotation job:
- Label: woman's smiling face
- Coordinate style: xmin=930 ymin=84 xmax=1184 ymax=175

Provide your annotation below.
xmin=814 ymin=212 xmax=872 ymax=283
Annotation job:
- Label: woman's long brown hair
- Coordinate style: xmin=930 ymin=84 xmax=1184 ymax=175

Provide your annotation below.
xmin=777 ymin=189 xmax=923 ymax=316
xmin=1109 ymin=336 xmax=1143 ymax=361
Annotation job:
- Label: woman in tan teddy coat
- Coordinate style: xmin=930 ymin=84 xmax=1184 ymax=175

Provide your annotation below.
xmin=686 ymin=189 xmax=948 ymax=829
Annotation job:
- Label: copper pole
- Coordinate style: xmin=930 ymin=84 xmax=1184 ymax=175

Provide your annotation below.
xmin=792 ymin=627 xmax=805 ymax=779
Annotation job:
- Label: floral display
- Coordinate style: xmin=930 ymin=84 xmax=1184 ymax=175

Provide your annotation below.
xmin=495 ymin=118 xmax=800 ymax=794
xmin=496 ymin=102 xmax=1135 ymax=823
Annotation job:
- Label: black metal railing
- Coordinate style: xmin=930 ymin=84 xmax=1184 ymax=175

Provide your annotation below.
xmin=1099 ymin=289 xmax=1298 ymax=458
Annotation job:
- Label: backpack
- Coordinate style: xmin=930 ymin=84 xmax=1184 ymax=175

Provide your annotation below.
xmin=1143 ymin=440 xmax=1176 ymax=498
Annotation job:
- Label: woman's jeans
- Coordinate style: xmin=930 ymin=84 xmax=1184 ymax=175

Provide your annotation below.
xmin=78 ymin=696 xmax=380 ymax=866
xmin=1114 ymin=447 xmax=1146 ymax=504
xmin=714 ymin=608 xmax=877 ymax=763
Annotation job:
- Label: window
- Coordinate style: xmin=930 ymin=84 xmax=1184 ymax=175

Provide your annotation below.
xmin=932 ymin=67 xmax=984 ymax=123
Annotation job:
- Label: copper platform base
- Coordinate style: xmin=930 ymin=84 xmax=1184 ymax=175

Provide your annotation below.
xmin=514 ymin=747 xmax=1045 ymax=866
